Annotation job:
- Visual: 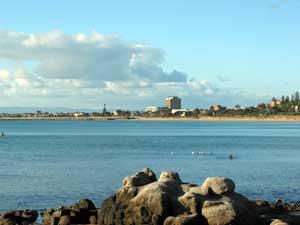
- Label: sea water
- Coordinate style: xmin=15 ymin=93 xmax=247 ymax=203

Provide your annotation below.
xmin=1 ymin=120 xmax=300 ymax=213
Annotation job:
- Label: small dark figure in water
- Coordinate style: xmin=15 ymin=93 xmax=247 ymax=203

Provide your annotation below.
xmin=1 ymin=132 xmax=4 ymax=137
xmin=229 ymin=154 xmax=234 ymax=160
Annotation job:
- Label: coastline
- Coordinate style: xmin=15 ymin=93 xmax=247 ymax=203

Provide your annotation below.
xmin=135 ymin=116 xmax=300 ymax=122
xmin=0 ymin=115 xmax=300 ymax=122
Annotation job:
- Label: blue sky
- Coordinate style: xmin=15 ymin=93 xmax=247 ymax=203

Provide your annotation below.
xmin=0 ymin=0 xmax=300 ymax=109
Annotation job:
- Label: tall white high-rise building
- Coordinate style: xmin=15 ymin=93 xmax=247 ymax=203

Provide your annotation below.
xmin=165 ymin=96 xmax=181 ymax=109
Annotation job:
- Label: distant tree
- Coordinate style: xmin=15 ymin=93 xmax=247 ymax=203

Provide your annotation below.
xmin=192 ymin=108 xmax=200 ymax=117
xmin=235 ymin=104 xmax=241 ymax=110
xmin=291 ymin=95 xmax=295 ymax=103
xmin=295 ymin=91 xmax=300 ymax=103
xmin=185 ymin=111 xmax=193 ymax=117
xmin=257 ymin=103 xmax=266 ymax=110
xmin=281 ymin=95 xmax=285 ymax=103
xmin=161 ymin=108 xmax=171 ymax=117
xmin=285 ymin=96 xmax=290 ymax=103
xmin=122 ymin=111 xmax=131 ymax=117
xmin=134 ymin=111 xmax=142 ymax=116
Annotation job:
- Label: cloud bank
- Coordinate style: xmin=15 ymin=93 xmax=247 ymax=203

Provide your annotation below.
xmin=0 ymin=30 xmax=261 ymax=109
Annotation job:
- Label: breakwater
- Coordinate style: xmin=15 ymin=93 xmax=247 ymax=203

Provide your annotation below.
xmin=0 ymin=116 xmax=131 ymax=121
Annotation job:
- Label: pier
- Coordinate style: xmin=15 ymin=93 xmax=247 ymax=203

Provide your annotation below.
xmin=0 ymin=116 xmax=132 ymax=121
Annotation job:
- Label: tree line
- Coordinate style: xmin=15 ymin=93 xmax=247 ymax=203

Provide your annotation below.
xmin=280 ymin=91 xmax=300 ymax=104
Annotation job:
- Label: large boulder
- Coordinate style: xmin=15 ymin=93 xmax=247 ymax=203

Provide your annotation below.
xmin=201 ymin=194 xmax=255 ymax=225
xmin=122 ymin=168 xmax=157 ymax=187
xmin=159 ymin=171 xmax=182 ymax=183
xmin=200 ymin=177 xmax=235 ymax=195
xmin=73 ymin=199 xmax=96 ymax=211
xmin=98 ymin=168 xmax=257 ymax=225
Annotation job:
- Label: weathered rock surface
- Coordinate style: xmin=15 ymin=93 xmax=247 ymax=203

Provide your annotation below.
xmin=41 ymin=199 xmax=97 ymax=225
xmin=270 ymin=219 xmax=289 ymax=225
xmin=255 ymin=200 xmax=300 ymax=225
xmin=0 ymin=210 xmax=38 ymax=225
xmin=98 ymin=168 xmax=256 ymax=225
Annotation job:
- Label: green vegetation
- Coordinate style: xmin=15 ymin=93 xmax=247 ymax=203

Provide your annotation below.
xmin=144 ymin=91 xmax=300 ymax=118
xmin=208 ymin=91 xmax=300 ymax=117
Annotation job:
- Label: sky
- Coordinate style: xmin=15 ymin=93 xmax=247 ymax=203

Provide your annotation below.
xmin=0 ymin=0 xmax=300 ymax=110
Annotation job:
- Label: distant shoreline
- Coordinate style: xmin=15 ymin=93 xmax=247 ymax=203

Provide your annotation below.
xmin=0 ymin=115 xmax=300 ymax=122
xmin=136 ymin=116 xmax=300 ymax=122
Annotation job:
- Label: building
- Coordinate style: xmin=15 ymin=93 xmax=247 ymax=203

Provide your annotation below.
xmin=74 ymin=112 xmax=84 ymax=117
xmin=145 ymin=106 xmax=160 ymax=113
xmin=144 ymin=106 xmax=167 ymax=113
xmin=269 ymin=99 xmax=281 ymax=108
xmin=210 ymin=105 xmax=226 ymax=112
xmin=171 ymin=109 xmax=191 ymax=117
xmin=113 ymin=110 xmax=121 ymax=116
xmin=165 ymin=96 xmax=181 ymax=109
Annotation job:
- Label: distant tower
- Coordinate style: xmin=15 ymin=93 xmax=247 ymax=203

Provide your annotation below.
xmin=102 ymin=104 xmax=107 ymax=114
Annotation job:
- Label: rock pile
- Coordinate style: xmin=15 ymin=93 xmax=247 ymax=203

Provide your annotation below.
xmin=98 ymin=168 xmax=256 ymax=225
xmin=41 ymin=199 xmax=97 ymax=225
xmin=255 ymin=200 xmax=300 ymax=225
xmin=0 ymin=210 xmax=38 ymax=225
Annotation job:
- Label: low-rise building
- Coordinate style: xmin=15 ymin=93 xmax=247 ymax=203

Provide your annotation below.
xmin=113 ymin=110 xmax=120 ymax=116
xmin=210 ymin=105 xmax=226 ymax=112
xmin=145 ymin=106 xmax=160 ymax=113
xmin=74 ymin=112 xmax=84 ymax=117
xmin=171 ymin=109 xmax=192 ymax=117
xmin=144 ymin=106 xmax=168 ymax=113
xmin=269 ymin=99 xmax=281 ymax=108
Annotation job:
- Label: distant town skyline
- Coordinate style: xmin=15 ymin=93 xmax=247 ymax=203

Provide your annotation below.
xmin=1 ymin=1 xmax=300 ymax=109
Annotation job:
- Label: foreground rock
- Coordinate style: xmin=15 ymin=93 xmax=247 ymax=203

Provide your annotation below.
xmin=0 ymin=210 xmax=38 ymax=225
xmin=98 ymin=168 xmax=256 ymax=225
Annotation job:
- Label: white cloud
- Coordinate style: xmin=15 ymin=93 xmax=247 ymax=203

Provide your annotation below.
xmin=0 ymin=30 xmax=187 ymax=82
xmin=0 ymin=30 xmax=263 ymax=108
xmin=0 ymin=70 xmax=10 ymax=80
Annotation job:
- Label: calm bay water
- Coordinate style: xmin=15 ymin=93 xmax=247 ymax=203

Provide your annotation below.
xmin=1 ymin=120 xmax=300 ymax=213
